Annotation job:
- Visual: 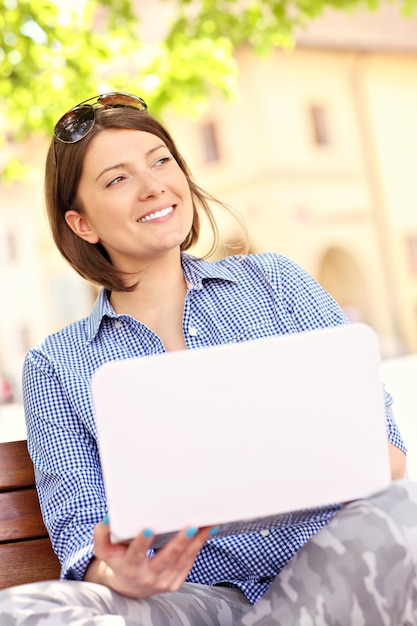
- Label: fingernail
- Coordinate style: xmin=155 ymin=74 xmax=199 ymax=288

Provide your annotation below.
xmin=102 ymin=514 xmax=110 ymax=526
xmin=143 ymin=528 xmax=153 ymax=539
xmin=185 ymin=527 xmax=198 ymax=538
xmin=209 ymin=526 xmax=220 ymax=537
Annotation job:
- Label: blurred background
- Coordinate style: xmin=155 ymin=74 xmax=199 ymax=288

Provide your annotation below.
xmin=0 ymin=0 xmax=416 ymax=475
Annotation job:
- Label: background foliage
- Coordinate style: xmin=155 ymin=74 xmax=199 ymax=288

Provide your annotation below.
xmin=1 ymin=0 xmax=416 ymax=176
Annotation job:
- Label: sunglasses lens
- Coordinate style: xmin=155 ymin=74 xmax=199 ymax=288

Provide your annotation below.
xmin=54 ymin=105 xmax=95 ymax=143
xmin=97 ymin=93 xmax=147 ymax=111
xmin=54 ymin=93 xmax=148 ymax=144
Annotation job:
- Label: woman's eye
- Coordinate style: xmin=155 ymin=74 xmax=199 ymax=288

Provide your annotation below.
xmin=155 ymin=156 xmax=172 ymax=167
xmin=106 ymin=175 xmax=124 ymax=187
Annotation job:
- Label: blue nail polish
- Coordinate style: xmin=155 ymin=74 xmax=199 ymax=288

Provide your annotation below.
xmin=102 ymin=514 xmax=109 ymax=526
xmin=208 ymin=526 xmax=220 ymax=537
xmin=143 ymin=528 xmax=153 ymax=539
xmin=185 ymin=527 xmax=198 ymax=538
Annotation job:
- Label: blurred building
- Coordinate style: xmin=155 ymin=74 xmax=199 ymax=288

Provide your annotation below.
xmin=0 ymin=138 xmax=96 ymax=400
xmin=168 ymin=4 xmax=417 ymax=357
xmin=0 ymin=3 xmax=416 ymax=398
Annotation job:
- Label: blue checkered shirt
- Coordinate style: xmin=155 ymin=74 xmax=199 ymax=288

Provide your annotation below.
xmin=23 ymin=253 xmax=405 ymax=603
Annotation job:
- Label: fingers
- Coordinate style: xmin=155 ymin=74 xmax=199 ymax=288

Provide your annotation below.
xmin=150 ymin=526 xmax=211 ymax=575
xmin=125 ymin=528 xmax=158 ymax=564
xmin=132 ymin=526 xmax=211 ymax=593
xmin=93 ymin=517 xmax=129 ymax=561
xmin=92 ymin=519 xmax=219 ymax=597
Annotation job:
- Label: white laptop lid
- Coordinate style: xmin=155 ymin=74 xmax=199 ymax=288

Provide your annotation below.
xmin=91 ymin=323 xmax=391 ymax=545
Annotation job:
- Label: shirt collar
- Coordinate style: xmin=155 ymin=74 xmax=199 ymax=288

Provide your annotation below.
xmin=86 ymin=288 xmax=115 ymax=342
xmin=181 ymin=253 xmax=237 ymax=287
xmin=86 ymin=253 xmax=237 ymax=342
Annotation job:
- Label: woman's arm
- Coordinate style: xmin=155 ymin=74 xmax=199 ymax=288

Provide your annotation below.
xmin=389 ymin=442 xmax=407 ymax=480
xmin=23 ymin=349 xmax=105 ymax=580
xmin=24 ymin=348 xmax=213 ymax=596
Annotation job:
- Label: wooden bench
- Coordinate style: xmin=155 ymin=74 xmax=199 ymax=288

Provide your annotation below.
xmin=0 ymin=440 xmax=61 ymax=589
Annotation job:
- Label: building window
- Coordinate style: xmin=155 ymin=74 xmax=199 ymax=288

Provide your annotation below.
xmin=5 ymin=231 xmax=18 ymax=263
xmin=19 ymin=325 xmax=32 ymax=354
xmin=201 ymin=121 xmax=221 ymax=163
xmin=308 ymin=105 xmax=330 ymax=146
xmin=406 ymin=234 xmax=417 ymax=272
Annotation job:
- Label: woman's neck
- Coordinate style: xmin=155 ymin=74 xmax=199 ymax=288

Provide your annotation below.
xmin=109 ymin=251 xmax=188 ymax=351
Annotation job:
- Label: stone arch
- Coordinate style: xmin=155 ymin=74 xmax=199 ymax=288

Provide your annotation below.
xmin=317 ymin=247 xmax=370 ymax=323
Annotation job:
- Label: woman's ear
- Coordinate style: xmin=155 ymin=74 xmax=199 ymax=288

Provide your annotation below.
xmin=65 ymin=210 xmax=99 ymax=244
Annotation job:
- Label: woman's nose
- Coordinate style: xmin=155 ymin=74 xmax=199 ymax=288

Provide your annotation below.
xmin=137 ymin=171 xmax=165 ymax=199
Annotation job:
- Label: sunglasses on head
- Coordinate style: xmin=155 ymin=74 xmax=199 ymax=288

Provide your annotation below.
xmin=53 ymin=92 xmax=148 ymax=144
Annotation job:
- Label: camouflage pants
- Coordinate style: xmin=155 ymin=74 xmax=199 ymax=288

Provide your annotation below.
xmin=0 ymin=480 xmax=416 ymax=626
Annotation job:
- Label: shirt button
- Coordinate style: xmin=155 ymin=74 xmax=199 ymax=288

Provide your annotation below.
xmin=260 ymin=529 xmax=270 ymax=537
xmin=114 ymin=320 xmax=122 ymax=329
xmin=188 ymin=327 xmax=198 ymax=337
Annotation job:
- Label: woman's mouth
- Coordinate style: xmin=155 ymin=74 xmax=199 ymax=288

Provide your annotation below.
xmin=138 ymin=206 xmax=174 ymax=223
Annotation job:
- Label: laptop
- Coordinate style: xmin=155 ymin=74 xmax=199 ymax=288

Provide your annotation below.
xmin=91 ymin=322 xmax=391 ymax=546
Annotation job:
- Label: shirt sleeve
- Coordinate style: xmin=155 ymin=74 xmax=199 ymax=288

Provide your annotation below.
xmin=277 ymin=255 xmax=349 ymax=331
xmin=22 ymin=348 xmax=107 ymax=581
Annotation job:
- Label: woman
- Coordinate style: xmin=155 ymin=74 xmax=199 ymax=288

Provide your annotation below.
xmin=1 ymin=92 xmax=415 ymax=625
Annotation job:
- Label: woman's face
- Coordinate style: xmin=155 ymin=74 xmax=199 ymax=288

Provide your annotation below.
xmin=65 ymin=128 xmax=194 ymax=272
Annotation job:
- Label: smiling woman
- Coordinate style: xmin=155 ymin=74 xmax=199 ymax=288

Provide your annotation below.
xmin=47 ymin=98 xmax=239 ymax=293
xmin=64 ymin=128 xmax=195 ymax=288
xmin=0 ymin=92 xmax=415 ymax=626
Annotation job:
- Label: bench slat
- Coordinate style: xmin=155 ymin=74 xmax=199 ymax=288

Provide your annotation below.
xmin=0 ymin=440 xmax=34 ymax=491
xmin=0 ymin=439 xmax=61 ymax=587
xmin=0 ymin=538 xmax=61 ymax=589
xmin=0 ymin=489 xmax=48 ymax=542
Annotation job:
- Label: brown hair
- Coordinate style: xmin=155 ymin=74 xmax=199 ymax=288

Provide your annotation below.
xmin=45 ymin=106 xmax=244 ymax=292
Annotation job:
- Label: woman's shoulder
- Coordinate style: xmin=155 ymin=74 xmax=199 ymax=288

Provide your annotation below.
xmin=25 ymin=316 xmax=89 ymax=362
xmin=208 ymin=252 xmax=302 ymax=278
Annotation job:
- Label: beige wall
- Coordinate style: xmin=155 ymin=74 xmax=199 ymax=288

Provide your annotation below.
xmin=360 ymin=54 xmax=417 ymax=352
xmin=0 ymin=138 xmax=94 ymax=399
xmin=169 ymin=45 xmax=417 ymax=356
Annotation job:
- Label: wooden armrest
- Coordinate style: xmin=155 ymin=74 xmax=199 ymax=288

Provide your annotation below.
xmin=0 ymin=440 xmax=61 ymax=589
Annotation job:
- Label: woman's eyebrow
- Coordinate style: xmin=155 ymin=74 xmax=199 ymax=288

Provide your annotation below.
xmin=147 ymin=143 xmax=167 ymax=155
xmin=96 ymin=163 xmax=126 ymax=182
xmin=95 ymin=144 xmax=168 ymax=182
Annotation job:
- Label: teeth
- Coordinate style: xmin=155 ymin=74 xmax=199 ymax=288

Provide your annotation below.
xmin=139 ymin=206 xmax=173 ymax=222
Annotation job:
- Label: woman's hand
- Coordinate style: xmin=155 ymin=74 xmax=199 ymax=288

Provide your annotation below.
xmin=84 ymin=520 xmax=213 ymax=598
